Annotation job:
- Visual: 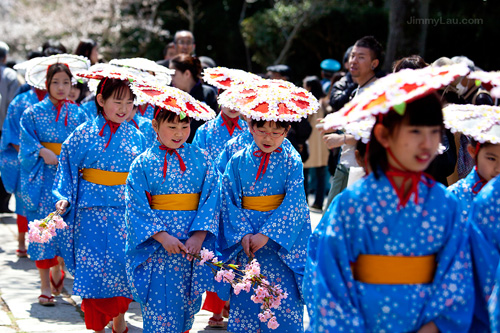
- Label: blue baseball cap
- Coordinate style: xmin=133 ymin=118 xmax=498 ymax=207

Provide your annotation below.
xmin=320 ymin=59 xmax=341 ymax=72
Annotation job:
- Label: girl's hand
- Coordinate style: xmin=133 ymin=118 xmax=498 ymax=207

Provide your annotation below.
xmin=39 ymin=148 xmax=58 ymax=165
xmin=153 ymin=232 xmax=187 ymax=254
xmin=55 ymin=200 xmax=69 ymax=215
xmin=417 ymin=321 xmax=438 ymax=333
xmin=250 ymin=233 xmax=269 ymax=254
xmin=185 ymin=231 xmax=207 ymax=261
xmin=241 ymin=234 xmax=253 ymax=257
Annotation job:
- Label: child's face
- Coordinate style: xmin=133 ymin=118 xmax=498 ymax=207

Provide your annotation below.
xmin=384 ymin=123 xmax=441 ymax=172
xmin=97 ymin=88 xmax=134 ymax=124
xmin=221 ymin=107 xmax=240 ymax=119
xmin=153 ymin=118 xmax=190 ymax=149
xmin=68 ymin=86 xmax=81 ymax=102
xmin=251 ymin=121 xmax=289 ymax=153
xmin=470 ymin=144 xmax=500 ymax=181
xmin=48 ymin=71 xmax=71 ymax=101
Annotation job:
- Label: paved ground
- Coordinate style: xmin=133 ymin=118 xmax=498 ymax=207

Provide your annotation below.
xmin=0 ymin=198 xmax=323 ymax=333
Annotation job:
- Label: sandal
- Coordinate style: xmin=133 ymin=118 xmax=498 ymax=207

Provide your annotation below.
xmin=38 ymin=294 xmax=55 ymax=306
xmin=208 ymin=316 xmax=224 ymax=328
xmin=16 ymin=249 xmax=28 ymax=258
xmin=50 ymin=269 xmax=65 ymax=296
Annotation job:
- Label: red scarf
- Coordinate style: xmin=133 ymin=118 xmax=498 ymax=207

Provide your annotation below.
xmin=54 ymin=99 xmax=74 ymax=126
xmin=99 ymin=115 xmax=121 ymax=149
xmin=221 ymin=113 xmax=242 ymax=136
xmin=385 ymin=148 xmax=435 ymax=210
xmin=253 ymin=147 xmax=282 ymax=181
xmin=472 ymin=166 xmax=488 ymax=194
xmin=138 ymin=104 xmax=150 ymax=117
xmin=34 ymin=88 xmax=46 ymax=102
xmin=159 ymin=145 xmax=186 ymax=179
xmin=130 ymin=118 xmax=139 ymax=129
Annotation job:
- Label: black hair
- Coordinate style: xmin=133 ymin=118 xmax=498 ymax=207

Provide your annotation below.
xmin=354 ymin=36 xmax=384 ymax=70
xmin=470 ymin=137 xmax=494 ymax=150
xmin=392 ymin=55 xmax=428 ymax=72
xmin=153 ymin=106 xmax=191 ymax=124
xmin=250 ymin=119 xmax=291 ymax=130
xmin=170 ymin=54 xmax=202 ymax=81
xmin=303 ymin=75 xmax=326 ymax=99
xmin=162 ymin=42 xmax=176 ymax=57
xmin=46 ymin=63 xmax=72 ymax=94
xmin=356 ymin=140 xmax=368 ymax=159
xmin=368 ymin=91 xmax=444 ymax=178
xmin=74 ymin=39 xmax=97 ymax=60
xmin=95 ymin=78 xmax=133 ymax=116
xmin=73 ymin=81 xmax=89 ymax=105
xmin=42 ymin=39 xmax=67 ymax=56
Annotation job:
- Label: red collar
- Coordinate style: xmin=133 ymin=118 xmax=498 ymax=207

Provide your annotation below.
xmin=54 ymin=99 xmax=74 ymax=126
xmin=472 ymin=166 xmax=488 ymax=194
xmin=385 ymin=148 xmax=435 ymax=209
xmin=221 ymin=113 xmax=242 ymax=136
xmin=138 ymin=104 xmax=150 ymax=117
xmin=99 ymin=115 xmax=121 ymax=149
xmin=253 ymin=147 xmax=282 ymax=181
xmin=159 ymin=145 xmax=186 ymax=179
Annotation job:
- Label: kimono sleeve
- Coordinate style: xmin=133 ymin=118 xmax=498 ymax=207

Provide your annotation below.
xmin=304 ymin=195 xmax=365 ymax=332
xmin=189 ymin=155 xmax=220 ymax=238
xmin=219 ymin=155 xmax=254 ymax=250
xmin=51 ymin=131 xmax=84 ymax=275
xmin=19 ymin=108 xmax=43 ymax=172
xmin=423 ymin=196 xmax=474 ymax=332
xmin=259 ymin=154 xmax=308 ymax=253
xmin=125 ymin=154 xmax=169 ymax=266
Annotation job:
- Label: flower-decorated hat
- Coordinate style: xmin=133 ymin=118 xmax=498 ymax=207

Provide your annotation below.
xmin=109 ymin=57 xmax=174 ymax=86
xmin=25 ymin=54 xmax=90 ymax=90
xmin=132 ymin=84 xmax=216 ymax=121
xmin=322 ymin=63 xmax=471 ymax=132
xmin=202 ymin=66 xmax=262 ymax=90
xmin=218 ymin=79 xmax=319 ymax=122
xmin=443 ymin=104 xmax=500 ymax=144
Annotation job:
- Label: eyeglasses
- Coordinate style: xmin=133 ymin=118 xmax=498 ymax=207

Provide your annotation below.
xmin=252 ymin=128 xmax=286 ymax=138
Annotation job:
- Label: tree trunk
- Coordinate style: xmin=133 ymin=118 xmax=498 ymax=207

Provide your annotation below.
xmin=418 ymin=0 xmax=430 ymax=58
xmin=384 ymin=0 xmax=409 ymax=71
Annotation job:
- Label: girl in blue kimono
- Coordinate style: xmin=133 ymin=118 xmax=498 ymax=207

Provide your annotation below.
xmin=219 ymin=118 xmax=311 ymax=333
xmin=448 ymin=139 xmax=500 ymax=331
xmin=0 ymin=87 xmax=45 ymax=257
xmin=136 ymin=103 xmax=155 ymax=119
xmin=193 ymin=107 xmax=248 ymax=158
xmin=128 ymin=107 xmax=156 ymax=147
xmin=19 ymin=63 xmax=88 ymax=306
xmin=192 ymin=106 xmax=247 ymax=327
xmin=488 ymin=236 xmax=500 ymax=333
xmin=53 ymin=78 xmax=146 ymax=332
xmin=304 ymin=92 xmax=474 ymax=332
xmin=125 ymin=107 xmax=219 ymax=333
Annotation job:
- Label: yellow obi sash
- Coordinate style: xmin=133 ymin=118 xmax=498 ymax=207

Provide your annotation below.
xmin=350 ymin=254 xmax=437 ymax=285
xmin=242 ymin=194 xmax=285 ymax=212
xmin=41 ymin=142 xmax=62 ymax=155
xmin=150 ymin=193 xmax=200 ymax=211
xmin=80 ymin=168 xmax=128 ymax=186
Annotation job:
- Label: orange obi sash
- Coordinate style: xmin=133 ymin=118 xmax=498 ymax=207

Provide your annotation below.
xmin=242 ymin=194 xmax=285 ymax=212
xmin=80 ymin=168 xmax=128 ymax=186
xmin=150 ymin=193 xmax=200 ymax=211
xmin=41 ymin=142 xmax=62 ymax=155
xmin=350 ymin=254 xmax=437 ymax=285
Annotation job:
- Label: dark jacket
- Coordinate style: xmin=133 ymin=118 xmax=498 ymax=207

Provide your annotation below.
xmin=187 ymin=80 xmax=218 ymax=143
xmin=287 ymin=117 xmax=312 ymax=162
xmin=329 ymin=72 xmax=357 ymax=112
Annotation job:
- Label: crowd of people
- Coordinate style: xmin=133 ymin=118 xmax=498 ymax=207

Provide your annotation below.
xmin=0 ymin=29 xmax=500 ymax=333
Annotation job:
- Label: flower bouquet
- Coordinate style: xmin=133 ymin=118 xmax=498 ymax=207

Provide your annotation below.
xmin=191 ymin=248 xmax=288 ymax=330
xmin=28 ymin=210 xmax=67 ymax=243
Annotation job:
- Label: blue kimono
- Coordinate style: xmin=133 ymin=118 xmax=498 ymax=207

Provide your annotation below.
xmin=53 ymin=114 xmax=146 ymax=299
xmin=20 ymin=98 xmax=88 ymax=261
xmin=220 ymin=140 xmax=311 ymax=333
xmin=304 ymin=172 xmax=474 ymax=332
xmin=136 ymin=103 xmax=155 ymax=119
xmin=192 ymin=113 xmax=248 ymax=159
xmin=81 ymin=100 xmax=97 ymax=120
xmin=468 ymin=175 xmax=500 ymax=332
xmin=0 ymin=89 xmax=41 ymax=217
xmin=489 ymin=260 xmax=500 ymax=333
xmin=449 ymin=167 xmax=491 ymax=331
xmin=129 ymin=114 xmax=155 ymax=148
xmin=125 ymin=143 xmax=220 ymax=333
xmin=215 ymin=129 xmax=254 ymax=174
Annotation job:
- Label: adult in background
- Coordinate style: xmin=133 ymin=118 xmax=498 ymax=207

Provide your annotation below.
xmin=157 ymin=30 xmax=196 ymax=68
xmin=74 ymin=38 xmax=100 ymax=65
xmin=324 ymin=36 xmax=384 ymax=209
xmin=169 ymin=54 xmax=218 ymax=143
xmin=303 ymin=76 xmax=329 ymax=213
xmin=0 ymin=41 xmax=21 ymax=213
